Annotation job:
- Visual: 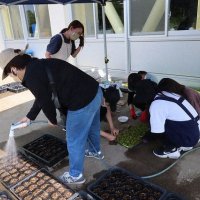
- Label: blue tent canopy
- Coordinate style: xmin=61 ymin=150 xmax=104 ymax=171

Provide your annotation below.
xmin=0 ymin=0 xmax=106 ymax=5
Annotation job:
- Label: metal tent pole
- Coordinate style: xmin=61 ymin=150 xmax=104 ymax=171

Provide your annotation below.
xmin=102 ymin=4 xmax=109 ymax=81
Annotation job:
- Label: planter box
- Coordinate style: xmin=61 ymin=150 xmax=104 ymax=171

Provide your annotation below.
xmin=20 ymin=134 xmax=68 ymax=168
xmin=87 ymin=167 xmax=167 ymax=200
xmin=11 ymin=168 xmax=78 ymax=200
xmin=0 ymin=153 xmax=40 ymax=188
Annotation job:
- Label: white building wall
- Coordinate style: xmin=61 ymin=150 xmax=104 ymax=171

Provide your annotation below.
xmin=130 ymin=38 xmax=200 ymax=87
xmin=0 ymin=4 xmax=200 ymax=87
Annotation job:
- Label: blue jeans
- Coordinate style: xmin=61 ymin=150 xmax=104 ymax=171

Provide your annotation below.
xmin=66 ymin=87 xmax=103 ymax=177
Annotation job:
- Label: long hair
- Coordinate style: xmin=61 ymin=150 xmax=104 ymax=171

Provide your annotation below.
xmin=60 ymin=20 xmax=84 ymax=36
xmin=158 ymin=78 xmax=185 ymax=96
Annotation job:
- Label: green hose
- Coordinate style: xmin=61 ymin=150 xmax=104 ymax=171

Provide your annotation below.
xmin=141 ymin=146 xmax=200 ymax=179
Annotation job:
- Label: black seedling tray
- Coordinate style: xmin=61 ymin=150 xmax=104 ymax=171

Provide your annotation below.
xmin=162 ymin=192 xmax=186 ymax=200
xmin=21 ymin=134 xmax=68 ymax=167
xmin=11 ymin=168 xmax=77 ymax=200
xmin=0 ymin=153 xmax=40 ymax=188
xmin=0 ymin=191 xmax=13 ymax=200
xmin=77 ymin=191 xmax=96 ymax=200
xmin=0 ymin=86 xmax=7 ymax=94
xmin=87 ymin=167 xmax=167 ymax=200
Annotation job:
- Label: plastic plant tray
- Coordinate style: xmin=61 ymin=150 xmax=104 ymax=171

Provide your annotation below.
xmin=21 ymin=134 xmax=68 ymax=167
xmin=77 ymin=191 xmax=96 ymax=200
xmin=161 ymin=192 xmax=186 ymax=200
xmin=117 ymin=123 xmax=149 ymax=148
xmin=0 ymin=191 xmax=13 ymax=200
xmin=4 ymin=82 xmax=27 ymax=93
xmin=11 ymin=168 xmax=77 ymax=200
xmin=87 ymin=167 xmax=167 ymax=200
xmin=0 ymin=86 xmax=7 ymax=94
xmin=7 ymin=85 xmax=27 ymax=93
xmin=0 ymin=153 xmax=40 ymax=188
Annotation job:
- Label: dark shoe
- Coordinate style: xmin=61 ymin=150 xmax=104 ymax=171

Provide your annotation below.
xmin=153 ymin=147 xmax=180 ymax=159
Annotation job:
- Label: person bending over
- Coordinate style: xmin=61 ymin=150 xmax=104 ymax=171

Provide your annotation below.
xmin=0 ymin=47 xmax=103 ymax=184
xmin=127 ymin=73 xmax=157 ymax=122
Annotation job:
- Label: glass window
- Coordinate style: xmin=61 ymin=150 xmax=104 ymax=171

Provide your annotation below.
xmin=0 ymin=5 xmax=23 ymax=40
xmin=169 ymin=0 xmax=198 ymax=31
xmin=72 ymin=3 xmax=95 ymax=36
xmin=97 ymin=1 xmax=124 ymax=34
xmin=24 ymin=5 xmax=51 ymax=38
xmin=130 ymin=0 xmax=165 ymax=35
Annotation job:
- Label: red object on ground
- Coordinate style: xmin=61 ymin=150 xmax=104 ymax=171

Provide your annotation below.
xmin=130 ymin=107 xmax=137 ymax=119
xmin=140 ymin=110 xmax=148 ymax=122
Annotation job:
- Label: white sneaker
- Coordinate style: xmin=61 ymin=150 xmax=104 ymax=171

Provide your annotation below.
xmin=60 ymin=172 xmax=86 ymax=184
xmin=178 ymin=147 xmax=193 ymax=152
xmin=153 ymin=148 xmax=181 ymax=159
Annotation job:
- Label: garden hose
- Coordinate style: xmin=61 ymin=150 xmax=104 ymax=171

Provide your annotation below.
xmin=19 ymin=121 xmax=200 ymax=179
xmin=141 ymin=146 xmax=200 ymax=179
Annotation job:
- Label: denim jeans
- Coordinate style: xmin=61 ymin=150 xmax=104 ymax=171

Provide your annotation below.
xmin=66 ymin=87 xmax=103 ymax=177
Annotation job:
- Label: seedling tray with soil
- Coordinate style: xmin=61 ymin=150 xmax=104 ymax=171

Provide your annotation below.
xmin=0 ymin=191 xmax=13 ymax=200
xmin=11 ymin=168 xmax=79 ymax=200
xmin=0 ymin=153 xmax=40 ymax=188
xmin=20 ymin=134 xmax=68 ymax=168
xmin=117 ymin=123 xmax=149 ymax=148
xmin=87 ymin=167 xmax=167 ymax=200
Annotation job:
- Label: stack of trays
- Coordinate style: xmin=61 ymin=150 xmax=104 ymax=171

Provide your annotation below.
xmin=10 ymin=168 xmax=81 ymax=200
xmin=21 ymin=134 xmax=68 ymax=168
xmin=0 ymin=154 xmax=40 ymax=188
xmin=5 ymin=82 xmax=27 ymax=93
xmin=0 ymin=85 xmax=7 ymax=94
xmin=0 ymin=191 xmax=13 ymax=200
xmin=87 ymin=167 xmax=167 ymax=200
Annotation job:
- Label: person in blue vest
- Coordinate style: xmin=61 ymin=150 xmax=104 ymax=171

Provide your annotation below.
xmin=150 ymin=78 xmax=200 ymax=159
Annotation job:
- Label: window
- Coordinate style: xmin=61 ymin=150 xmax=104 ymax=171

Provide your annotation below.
xmin=97 ymin=0 xmax=124 ymax=34
xmin=24 ymin=5 xmax=51 ymax=38
xmin=0 ymin=5 xmax=23 ymax=40
xmin=72 ymin=3 xmax=95 ymax=36
xmin=169 ymin=0 xmax=198 ymax=31
xmin=130 ymin=0 xmax=165 ymax=35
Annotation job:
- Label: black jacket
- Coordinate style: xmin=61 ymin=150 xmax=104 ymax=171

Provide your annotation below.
xmin=128 ymin=79 xmax=157 ymax=106
xmin=22 ymin=58 xmax=99 ymax=124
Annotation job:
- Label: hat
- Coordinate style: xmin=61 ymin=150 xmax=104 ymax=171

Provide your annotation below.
xmin=0 ymin=44 xmax=29 ymax=80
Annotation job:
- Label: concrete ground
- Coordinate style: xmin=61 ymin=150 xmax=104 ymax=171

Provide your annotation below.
xmin=0 ymin=91 xmax=200 ymax=200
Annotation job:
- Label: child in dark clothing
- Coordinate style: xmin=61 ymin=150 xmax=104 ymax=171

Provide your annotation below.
xmin=100 ymin=86 xmax=120 ymax=141
xmin=127 ymin=73 xmax=157 ymax=122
